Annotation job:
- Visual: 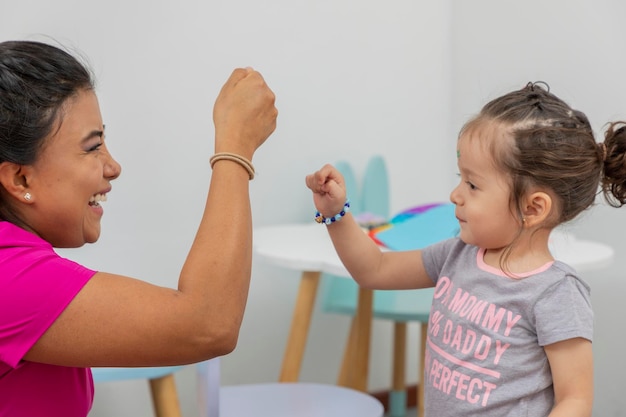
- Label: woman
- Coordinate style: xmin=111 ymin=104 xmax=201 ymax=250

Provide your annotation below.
xmin=0 ymin=40 xmax=277 ymax=416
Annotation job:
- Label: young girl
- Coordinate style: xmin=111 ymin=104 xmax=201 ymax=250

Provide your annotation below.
xmin=306 ymin=82 xmax=626 ymax=416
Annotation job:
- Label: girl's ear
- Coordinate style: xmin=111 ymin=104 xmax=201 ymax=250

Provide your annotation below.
xmin=521 ymin=190 xmax=553 ymax=228
xmin=0 ymin=162 xmax=32 ymax=203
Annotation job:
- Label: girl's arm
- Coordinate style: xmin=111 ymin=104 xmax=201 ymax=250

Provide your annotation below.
xmin=545 ymin=337 xmax=593 ymax=417
xmin=305 ymin=164 xmax=435 ymax=290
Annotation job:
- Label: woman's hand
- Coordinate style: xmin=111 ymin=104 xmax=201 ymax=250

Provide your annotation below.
xmin=213 ymin=67 xmax=277 ymax=159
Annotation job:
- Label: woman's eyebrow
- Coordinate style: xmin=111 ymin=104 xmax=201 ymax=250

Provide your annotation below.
xmin=81 ymin=128 xmax=104 ymax=143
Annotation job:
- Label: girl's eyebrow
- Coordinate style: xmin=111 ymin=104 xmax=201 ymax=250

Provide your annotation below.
xmin=459 ymin=165 xmax=485 ymax=181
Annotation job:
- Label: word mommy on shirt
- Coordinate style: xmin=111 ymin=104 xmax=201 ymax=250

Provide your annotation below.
xmin=425 ymin=276 xmax=522 ymax=407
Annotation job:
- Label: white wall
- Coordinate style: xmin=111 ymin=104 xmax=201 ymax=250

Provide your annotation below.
xmin=1 ymin=1 xmax=452 ymax=416
xmin=2 ymin=1 xmax=624 ymax=416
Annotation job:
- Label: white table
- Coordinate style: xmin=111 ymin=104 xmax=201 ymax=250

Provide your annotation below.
xmin=255 ymin=223 xmax=614 ymax=275
xmin=196 ymin=358 xmax=384 ymax=417
xmin=254 ymin=224 xmax=373 ymax=391
xmin=253 ymin=223 xmax=614 ymax=391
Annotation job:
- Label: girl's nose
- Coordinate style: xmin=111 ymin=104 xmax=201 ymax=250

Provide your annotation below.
xmin=450 ymin=184 xmax=461 ymax=205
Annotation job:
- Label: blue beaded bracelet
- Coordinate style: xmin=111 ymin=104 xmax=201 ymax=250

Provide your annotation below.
xmin=315 ymin=199 xmax=351 ymax=225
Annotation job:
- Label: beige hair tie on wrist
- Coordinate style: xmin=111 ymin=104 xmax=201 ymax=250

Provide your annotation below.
xmin=209 ymin=152 xmax=255 ymax=180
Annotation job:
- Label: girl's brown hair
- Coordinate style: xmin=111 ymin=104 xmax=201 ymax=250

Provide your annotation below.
xmin=459 ymin=82 xmax=605 ymax=272
xmin=462 ymin=82 xmax=602 ymax=226
xmin=601 ymin=122 xmax=626 ymax=207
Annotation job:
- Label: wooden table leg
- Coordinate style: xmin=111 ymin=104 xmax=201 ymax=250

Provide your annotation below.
xmin=353 ymin=287 xmax=373 ymax=391
xmin=418 ymin=323 xmax=427 ymax=417
xmin=337 ymin=286 xmax=373 ymax=391
xmin=279 ymin=271 xmax=321 ymax=382
xmin=149 ymin=374 xmax=182 ymax=417
xmin=389 ymin=322 xmax=407 ymax=417
xmin=392 ymin=322 xmax=407 ymax=391
xmin=337 ymin=315 xmax=358 ymax=386
xmin=337 ymin=316 xmax=357 ymax=387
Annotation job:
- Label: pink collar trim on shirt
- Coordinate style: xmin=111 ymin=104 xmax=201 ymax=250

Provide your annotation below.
xmin=476 ymin=247 xmax=554 ymax=278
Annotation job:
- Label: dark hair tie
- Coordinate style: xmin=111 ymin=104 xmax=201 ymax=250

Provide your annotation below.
xmin=526 ymin=81 xmax=550 ymax=93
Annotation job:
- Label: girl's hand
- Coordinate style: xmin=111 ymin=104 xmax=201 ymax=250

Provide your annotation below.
xmin=305 ymin=164 xmax=348 ymax=216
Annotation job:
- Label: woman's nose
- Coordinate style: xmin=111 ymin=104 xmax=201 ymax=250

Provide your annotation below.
xmin=103 ymin=147 xmax=122 ymax=180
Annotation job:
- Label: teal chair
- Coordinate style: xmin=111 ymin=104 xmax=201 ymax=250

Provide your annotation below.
xmin=91 ymin=365 xmax=185 ymax=417
xmin=322 ymin=156 xmax=455 ymax=417
xmin=360 ymin=155 xmax=388 ymax=220
xmin=334 ymin=159 xmax=362 ymax=215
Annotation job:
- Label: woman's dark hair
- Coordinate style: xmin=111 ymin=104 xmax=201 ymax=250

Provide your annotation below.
xmin=0 ymin=40 xmax=94 ymax=164
xmin=0 ymin=40 xmax=94 ymax=221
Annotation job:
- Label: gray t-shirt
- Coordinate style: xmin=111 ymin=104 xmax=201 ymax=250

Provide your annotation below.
xmin=421 ymin=238 xmax=593 ymax=417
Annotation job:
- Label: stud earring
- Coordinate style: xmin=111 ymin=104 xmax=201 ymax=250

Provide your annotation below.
xmin=24 ymin=192 xmax=31 ymax=201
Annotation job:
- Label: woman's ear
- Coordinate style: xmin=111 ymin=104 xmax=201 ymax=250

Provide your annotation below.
xmin=0 ymin=162 xmax=32 ymax=203
xmin=521 ymin=191 xmax=553 ymax=228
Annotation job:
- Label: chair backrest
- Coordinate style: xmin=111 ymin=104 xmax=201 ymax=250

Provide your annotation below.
xmin=361 ymin=155 xmax=389 ymax=219
xmin=334 ymin=160 xmax=361 ymax=215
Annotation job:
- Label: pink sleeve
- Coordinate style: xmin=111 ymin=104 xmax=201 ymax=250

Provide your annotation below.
xmin=0 ymin=245 xmax=96 ymax=368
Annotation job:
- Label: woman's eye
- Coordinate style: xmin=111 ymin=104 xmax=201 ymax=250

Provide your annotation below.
xmin=88 ymin=142 xmax=103 ymax=152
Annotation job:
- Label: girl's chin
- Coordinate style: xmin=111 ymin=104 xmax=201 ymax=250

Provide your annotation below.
xmin=458 ymin=234 xmax=476 ymax=247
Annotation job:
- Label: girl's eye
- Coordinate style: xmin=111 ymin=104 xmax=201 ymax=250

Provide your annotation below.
xmin=465 ymin=181 xmax=477 ymax=190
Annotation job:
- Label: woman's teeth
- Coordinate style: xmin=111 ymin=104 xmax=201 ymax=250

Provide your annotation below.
xmin=89 ymin=193 xmax=107 ymax=206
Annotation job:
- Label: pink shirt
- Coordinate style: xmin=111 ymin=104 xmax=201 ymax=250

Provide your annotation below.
xmin=0 ymin=222 xmax=97 ymax=417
